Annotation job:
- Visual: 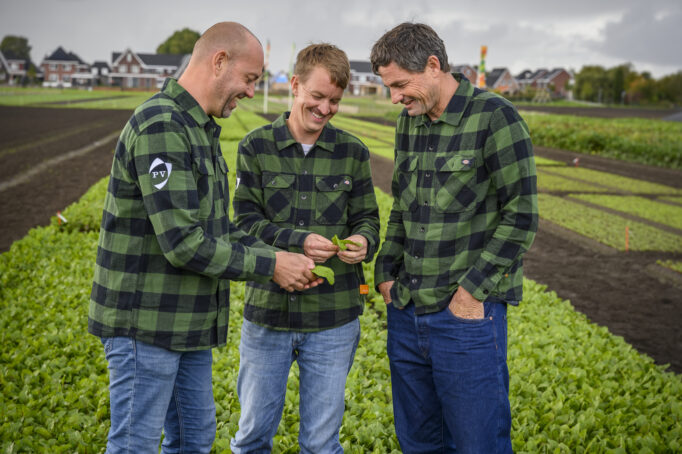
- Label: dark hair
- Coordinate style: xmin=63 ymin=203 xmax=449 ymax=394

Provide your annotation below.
xmin=295 ymin=43 xmax=350 ymax=90
xmin=370 ymin=22 xmax=449 ymax=74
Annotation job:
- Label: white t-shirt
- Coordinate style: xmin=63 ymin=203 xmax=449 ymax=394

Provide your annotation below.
xmin=301 ymin=143 xmax=313 ymax=156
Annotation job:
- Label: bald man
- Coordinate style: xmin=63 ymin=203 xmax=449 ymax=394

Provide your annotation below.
xmin=89 ymin=22 xmax=321 ymax=453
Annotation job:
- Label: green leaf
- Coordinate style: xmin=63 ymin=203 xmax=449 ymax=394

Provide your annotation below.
xmin=312 ymin=265 xmax=335 ymax=285
xmin=332 ymin=234 xmax=361 ymax=251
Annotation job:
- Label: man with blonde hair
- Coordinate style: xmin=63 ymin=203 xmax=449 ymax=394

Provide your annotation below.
xmin=90 ymin=22 xmax=321 ymax=453
xmin=230 ymin=43 xmax=380 ymax=453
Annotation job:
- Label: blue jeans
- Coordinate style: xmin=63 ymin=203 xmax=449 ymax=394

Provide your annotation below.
xmin=386 ymin=301 xmax=513 ymax=454
xmin=230 ymin=318 xmax=360 ymax=454
xmin=101 ymin=336 xmax=216 ymax=454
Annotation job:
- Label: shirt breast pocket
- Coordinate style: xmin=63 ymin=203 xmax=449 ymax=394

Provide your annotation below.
xmin=315 ymin=175 xmax=352 ymax=225
xmin=193 ymin=157 xmax=215 ymax=220
xmin=262 ymin=172 xmax=295 ymax=223
xmin=434 ymin=154 xmax=481 ymax=213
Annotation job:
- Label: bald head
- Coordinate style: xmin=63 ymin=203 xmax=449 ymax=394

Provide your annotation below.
xmin=192 ymin=21 xmax=260 ymax=63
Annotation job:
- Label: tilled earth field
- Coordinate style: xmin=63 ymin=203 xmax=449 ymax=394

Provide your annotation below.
xmin=1 ymin=105 xmax=681 ymax=373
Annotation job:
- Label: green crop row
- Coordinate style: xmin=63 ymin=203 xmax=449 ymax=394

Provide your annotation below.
xmin=537 ymin=170 xmax=609 ymax=193
xmin=2 ymin=186 xmax=681 ymax=452
xmin=2 ymin=109 xmax=681 ymax=452
xmin=546 ymin=167 xmax=682 ymax=195
xmin=569 ymin=194 xmax=682 ymax=230
xmin=522 ymin=111 xmax=682 ymax=170
xmin=657 ymin=260 xmax=682 ymax=274
xmin=538 ymin=193 xmax=682 ymax=252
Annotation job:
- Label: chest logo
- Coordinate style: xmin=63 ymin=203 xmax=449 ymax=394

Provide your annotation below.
xmin=149 ymin=158 xmax=172 ymax=189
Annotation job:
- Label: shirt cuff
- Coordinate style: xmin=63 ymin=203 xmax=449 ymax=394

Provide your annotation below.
xmin=458 ymin=264 xmax=503 ymax=302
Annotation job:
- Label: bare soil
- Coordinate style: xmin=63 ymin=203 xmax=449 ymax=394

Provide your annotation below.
xmin=1 ymin=106 xmax=680 ymax=374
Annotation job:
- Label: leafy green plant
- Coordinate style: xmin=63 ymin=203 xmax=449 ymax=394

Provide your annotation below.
xmin=570 ymin=194 xmax=682 ymax=229
xmin=332 ymin=234 xmax=361 ymax=250
xmin=538 ymin=193 xmax=682 ymax=252
xmin=312 ymin=265 xmax=335 ymax=285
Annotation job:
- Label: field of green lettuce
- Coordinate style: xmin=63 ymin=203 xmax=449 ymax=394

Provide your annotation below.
xmin=2 ymin=108 xmax=681 ymax=453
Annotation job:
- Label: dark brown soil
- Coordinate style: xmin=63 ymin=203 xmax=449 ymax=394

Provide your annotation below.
xmin=1 ymin=106 xmax=681 ymax=374
xmin=0 ymin=106 xmax=132 ymax=251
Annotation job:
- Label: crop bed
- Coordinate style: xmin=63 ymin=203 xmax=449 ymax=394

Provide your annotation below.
xmin=1 ymin=105 xmax=681 ymax=451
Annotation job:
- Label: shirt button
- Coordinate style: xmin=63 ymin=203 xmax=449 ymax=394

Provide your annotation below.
xmin=425 ymin=172 xmax=431 ymax=178
xmin=303 ymin=170 xmax=308 ymax=175
xmin=411 ymin=278 xmax=418 ymax=284
xmin=414 ymin=254 xmax=419 ymax=259
xmin=428 ymin=146 xmax=433 ymax=151
xmin=419 ymin=227 xmax=425 ymax=233
xmin=290 ymin=295 xmax=296 ymax=302
xmin=301 ymin=194 xmax=307 ymax=200
xmin=423 ymin=201 xmax=428 ymax=206
xmin=333 ymin=183 xmax=338 ymax=189
xmin=298 ymin=220 xmax=305 ymax=226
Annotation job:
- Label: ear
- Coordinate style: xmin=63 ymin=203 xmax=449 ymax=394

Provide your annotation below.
xmin=213 ymin=50 xmax=229 ymax=76
xmin=426 ymin=55 xmax=441 ymax=77
xmin=290 ymin=74 xmax=299 ymax=96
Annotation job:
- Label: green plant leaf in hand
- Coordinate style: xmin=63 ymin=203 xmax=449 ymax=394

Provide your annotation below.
xmin=332 ymin=234 xmax=361 ymax=251
xmin=312 ymin=265 xmax=335 ymax=285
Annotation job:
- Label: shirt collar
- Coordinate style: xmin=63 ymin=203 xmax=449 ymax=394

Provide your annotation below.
xmin=414 ymin=73 xmax=474 ymax=128
xmin=272 ymin=112 xmax=337 ymax=153
xmin=162 ymin=78 xmax=213 ymax=128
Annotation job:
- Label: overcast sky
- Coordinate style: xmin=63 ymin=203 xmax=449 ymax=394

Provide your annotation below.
xmin=2 ymin=0 xmax=681 ymax=78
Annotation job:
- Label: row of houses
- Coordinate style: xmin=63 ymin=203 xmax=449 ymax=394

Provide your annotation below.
xmin=0 ymin=46 xmax=571 ymax=98
xmin=349 ymin=63 xmax=572 ymax=98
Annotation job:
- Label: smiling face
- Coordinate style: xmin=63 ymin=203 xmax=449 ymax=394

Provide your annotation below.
xmin=214 ymin=39 xmax=263 ymax=118
xmin=287 ymin=65 xmax=344 ymax=143
xmin=377 ymin=61 xmax=441 ymax=119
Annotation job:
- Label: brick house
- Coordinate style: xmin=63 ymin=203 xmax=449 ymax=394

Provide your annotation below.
xmin=536 ymin=68 xmax=572 ymax=97
xmin=486 ymin=67 xmax=519 ymax=94
xmin=0 ymin=50 xmax=39 ymax=85
xmin=451 ymin=64 xmax=478 ymax=85
xmin=41 ymin=47 xmax=89 ymax=88
xmin=348 ymin=60 xmax=384 ymax=96
xmin=110 ymin=49 xmax=186 ymax=90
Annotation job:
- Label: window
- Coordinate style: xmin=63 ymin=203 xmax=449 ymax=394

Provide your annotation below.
xmin=10 ymin=62 xmax=19 ymax=70
xmin=131 ymin=65 xmax=140 ymax=74
xmin=63 ymin=75 xmax=70 ymax=82
xmin=119 ymin=65 xmax=126 ymax=73
xmin=49 ymin=74 xmax=58 ymax=81
xmin=64 ymin=64 xmax=72 ymax=72
xmin=49 ymin=64 xmax=56 ymax=71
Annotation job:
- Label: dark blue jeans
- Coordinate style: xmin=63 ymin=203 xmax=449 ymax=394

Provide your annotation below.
xmin=386 ymin=301 xmax=513 ymax=454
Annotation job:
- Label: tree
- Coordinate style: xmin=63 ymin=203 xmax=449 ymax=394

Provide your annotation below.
xmin=156 ymin=28 xmax=200 ymax=55
xmin=656 ymin=71 xmax=682 ymax=105
xmin=0 ymin=35 xmax=31 ymax=60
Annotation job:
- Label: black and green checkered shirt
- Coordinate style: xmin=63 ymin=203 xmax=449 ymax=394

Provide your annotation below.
xmin=89 ymin=78 xmax=277 ymax=351
xmin=375 ymin=74 xmax=538 ymax=314
xmin=233 ymin=113 xmax=380 ymax=331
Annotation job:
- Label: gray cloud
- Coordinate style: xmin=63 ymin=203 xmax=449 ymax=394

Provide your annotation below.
xmin=598 ymin=5 xmax=682 ymax=66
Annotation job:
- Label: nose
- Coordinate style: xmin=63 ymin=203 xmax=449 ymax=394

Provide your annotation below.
xmin=389 ymin=89 xmax=402 ymax=105
xmin=318 ymin=99 xmax=331 ymax=115
xmin=245 ymin=83 xmax=255 ymax=99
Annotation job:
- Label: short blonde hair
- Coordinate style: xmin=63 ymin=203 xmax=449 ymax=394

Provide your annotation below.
xmin=294 ymin=43 xmax=350 ymax=90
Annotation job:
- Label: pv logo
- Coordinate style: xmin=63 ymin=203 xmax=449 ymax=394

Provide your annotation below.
xmin=149 ymin=158 xmax=172 ymax=189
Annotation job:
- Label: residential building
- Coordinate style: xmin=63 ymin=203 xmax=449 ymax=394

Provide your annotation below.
xmin=41 ymin=47 xmax=89 ymax=88
xmin=348 ymin=60 xmax=383 ymax=96
xmin=536 ymin=68 xmax=572 ymax=97
xmin=0 ymin=50 xmax=39 ymax=85
xmin=486 ymin=67 xmax=519 ymax=94
xmin=451 ymin=64 xmax=478 ymax=85
xmin=109 ymin=49 xmax=186 ymax=90
xmin=269 ymin=70 xmax=290 ymax=92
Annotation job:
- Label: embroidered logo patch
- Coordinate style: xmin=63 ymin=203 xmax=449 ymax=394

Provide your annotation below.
xmin=149 ymin=158 xmax=172 ymax=189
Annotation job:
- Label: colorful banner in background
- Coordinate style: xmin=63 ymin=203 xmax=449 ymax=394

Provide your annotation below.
xmin=478 ymin=45 xmax=487 ymax=89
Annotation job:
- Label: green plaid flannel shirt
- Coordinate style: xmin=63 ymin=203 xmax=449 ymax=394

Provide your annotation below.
xmin=375 ymin=74 xmax=538 ymax=314
xmin=233 ymin=113 xmax=380 ymax=331
xmin=89 ymin=78 xmax=277 ymax=351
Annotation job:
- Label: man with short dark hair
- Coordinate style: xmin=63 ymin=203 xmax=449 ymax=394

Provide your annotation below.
xmin=230 ymin=43 xmax=380 ymax=453
xmin=89 ymin=22 xmax=321 ymax=453
xmin=371 ymin=22 xmax=538 ymax=453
